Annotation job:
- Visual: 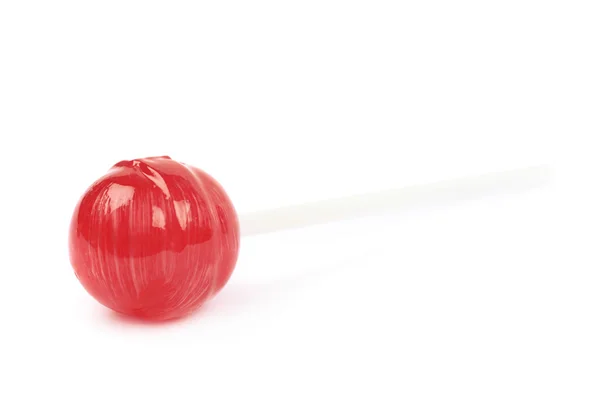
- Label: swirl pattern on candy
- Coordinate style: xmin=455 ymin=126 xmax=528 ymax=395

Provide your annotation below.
xmin=69 ymin=156 xmax=240 ymax=320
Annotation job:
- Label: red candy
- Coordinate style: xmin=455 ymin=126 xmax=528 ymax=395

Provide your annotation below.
xmin=69 ymin=156 xmax=240 ymax=320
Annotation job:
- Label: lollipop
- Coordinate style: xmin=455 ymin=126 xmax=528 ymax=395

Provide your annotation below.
xmin=69 ymin=155 xmax=550 ymax=320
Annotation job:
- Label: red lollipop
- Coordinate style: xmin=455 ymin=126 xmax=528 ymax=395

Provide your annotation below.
xmin=69 ymin=156 xmax=239 ymax=320
xmin=69 ymin=157 xmax=548 ymax=322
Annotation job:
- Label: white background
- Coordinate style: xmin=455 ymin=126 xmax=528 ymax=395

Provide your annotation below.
xmin=0 ymin=1 xmax=598 ymax=411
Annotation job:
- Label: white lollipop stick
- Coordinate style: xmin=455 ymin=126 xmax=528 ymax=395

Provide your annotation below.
xmin=239 ymin=165 xmax=553 ymax=236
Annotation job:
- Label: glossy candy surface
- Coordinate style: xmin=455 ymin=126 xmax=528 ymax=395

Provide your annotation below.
xmin=69 ymin=156 xmax=240 ymax=320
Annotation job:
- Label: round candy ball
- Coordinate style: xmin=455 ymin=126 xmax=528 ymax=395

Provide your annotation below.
xmin=69 ymin=156 xmax=240 ymax=320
